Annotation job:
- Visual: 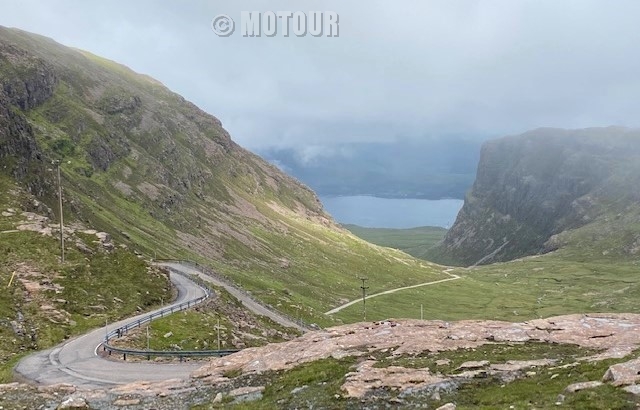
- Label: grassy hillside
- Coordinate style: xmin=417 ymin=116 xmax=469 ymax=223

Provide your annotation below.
xmin=344 ymin=224 xmax=446 ymax=259
xmin=0 ymin=174 xmax=171 ymax=382
xmin=334 ymin=197 xmax=640 ymax=323
xmin=0 ymin=27 xmax=448 ymax=328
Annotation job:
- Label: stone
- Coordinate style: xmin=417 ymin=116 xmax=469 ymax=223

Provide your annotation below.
xmin=212 ymin=392 xmax=223 ymax=403
xmin=435 ymin=359 xmax=451 ymax=366
xmin=556 ymin=394 xmax=565 ymax=404
xmin=57 ymin=396 xmax=88 ymax=409
xmin=564 ymin=381 xmax=603 ymax=393
xmin=341 ymin=361 xmax=444 ymax=399
xmin=436 ymin=403 xmax=456 ymax=410
xmin=38 ymin=384 xmax=76 ymax=395
xmin=291 ymin=385 xmax=308 ymax=395
xmin=623 ymin=385 xmax=640 ymax=395
xmin=96 ymin=232 xmax=111 ymax=243
xmin=113 ymin=398 xmax=141 ymax=406
xmin=603 ymin=358 xmax=640 ymax=386
xmin=491 ymin=359 xmax=556 ymax=372
xmin=229 ymin=386 xmax=264 ymax=403
xmin=456 ymin=360 xmax=489 ymax=370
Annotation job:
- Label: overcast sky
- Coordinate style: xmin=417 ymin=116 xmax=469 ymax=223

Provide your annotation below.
xmin=1 ymin=0 xmax=640 ymax=150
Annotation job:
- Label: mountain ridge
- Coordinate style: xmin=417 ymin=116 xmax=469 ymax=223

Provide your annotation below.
xmin=0 ymin=26 xmax=446 ymax=327
xmin=428 ymin=126 xmax=640 ymax=266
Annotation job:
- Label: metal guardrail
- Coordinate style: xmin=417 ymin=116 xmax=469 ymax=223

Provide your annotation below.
xmin=101 ymin=267 xmax=239 ymax=360
xmin=156 ymin=259 xmax=313 ymax=332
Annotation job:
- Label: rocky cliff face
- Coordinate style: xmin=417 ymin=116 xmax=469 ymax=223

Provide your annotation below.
xmin=430 ymin=127 xmax=640 ymax=266
xmin=0 ymin=37 xmax=57 ymax=196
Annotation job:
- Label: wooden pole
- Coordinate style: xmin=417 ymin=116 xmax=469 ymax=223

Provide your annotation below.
xmin=56 ymin=162 xmax=65 ymax=263
xmin=360 ymin=277 xmax=369 ymax=321
xmin=217 ymin=318 xmax=221 ymax=351
xmin=7 ymin=271 xmax=16 ymax=287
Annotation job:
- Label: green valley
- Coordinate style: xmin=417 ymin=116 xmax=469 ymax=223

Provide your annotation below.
xmin=344 ymin=224 xmax=447 ymax=260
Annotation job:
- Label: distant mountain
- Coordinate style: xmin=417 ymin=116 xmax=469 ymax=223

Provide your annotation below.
xmin=428 ymin=127 xmax=640 ymax=266
xmin=259 ymin=139 xmax=482 ymax=199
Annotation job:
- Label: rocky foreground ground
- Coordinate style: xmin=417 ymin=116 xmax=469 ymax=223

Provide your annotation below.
xmin=5 ymin=313 xmax=640 ymax=409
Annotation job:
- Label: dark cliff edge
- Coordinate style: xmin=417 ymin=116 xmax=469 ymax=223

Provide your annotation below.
xmin=427 ymin=127 xmax=640 ymax=266
xmin=0 ymin=35 xmax=57 ymax=196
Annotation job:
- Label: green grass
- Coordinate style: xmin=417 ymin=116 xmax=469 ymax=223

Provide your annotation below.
xmin=373 ymin=342 xmax=599 ymax=373
xmin=115 ymin=310 xmax=235 ymax=352
xmin=111 ymin=285 xmax=299 ymax=352
xmin=434 ymin=356 xmax=639 ymax=409
xmin=226 ymin=357 xmax=356 ymax=409
xmin=0 ymin=175 xmax=172 ymax=381
xmin=334 ymin=254 xmax=640 ymax=323
xmin=343 ymin=224 xmax=447 ymax=259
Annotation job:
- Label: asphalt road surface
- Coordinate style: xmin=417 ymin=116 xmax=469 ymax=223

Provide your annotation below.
xmin=15 ymin=262 xmax=307 ymax=389
xmin=159 ymin=262 xmax=307 ymax=332
xmin=14 ymin=270 xmax=206 ymax=389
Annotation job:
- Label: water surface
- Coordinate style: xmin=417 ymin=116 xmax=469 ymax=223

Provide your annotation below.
xmin=320 ymin=196 xmax=463 ymax=229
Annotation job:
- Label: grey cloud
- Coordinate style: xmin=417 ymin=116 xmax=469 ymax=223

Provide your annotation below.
xmin=1 ymin=0 xmax=640 ymax=149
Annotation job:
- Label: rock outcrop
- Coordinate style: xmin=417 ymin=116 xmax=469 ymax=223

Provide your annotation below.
xmin=430 ymin=127 xmax=640 ymax=266
xmin=0 ymin=30 xmax=59 ymax=194
xmin=4 ymin=314 xmax=640 ymax=408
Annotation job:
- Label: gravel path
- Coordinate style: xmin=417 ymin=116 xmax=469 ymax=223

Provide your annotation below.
xmin=325 ymin=269 xmax=461 ymax=315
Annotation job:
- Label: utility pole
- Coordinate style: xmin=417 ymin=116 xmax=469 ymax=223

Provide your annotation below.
xmin=217 ymin=318 xmax=221 ymax=351
xmin=53 ymin=160 xmax=65 ymax=263
xmin=360 ymin=277 xmax=369 ymax=321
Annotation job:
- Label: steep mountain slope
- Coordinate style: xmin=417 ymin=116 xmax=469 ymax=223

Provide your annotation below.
xmin=428 ymin=127 xmax=640 ymax=266
xmin=0 ymin=27 xmax=446 ymax=326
